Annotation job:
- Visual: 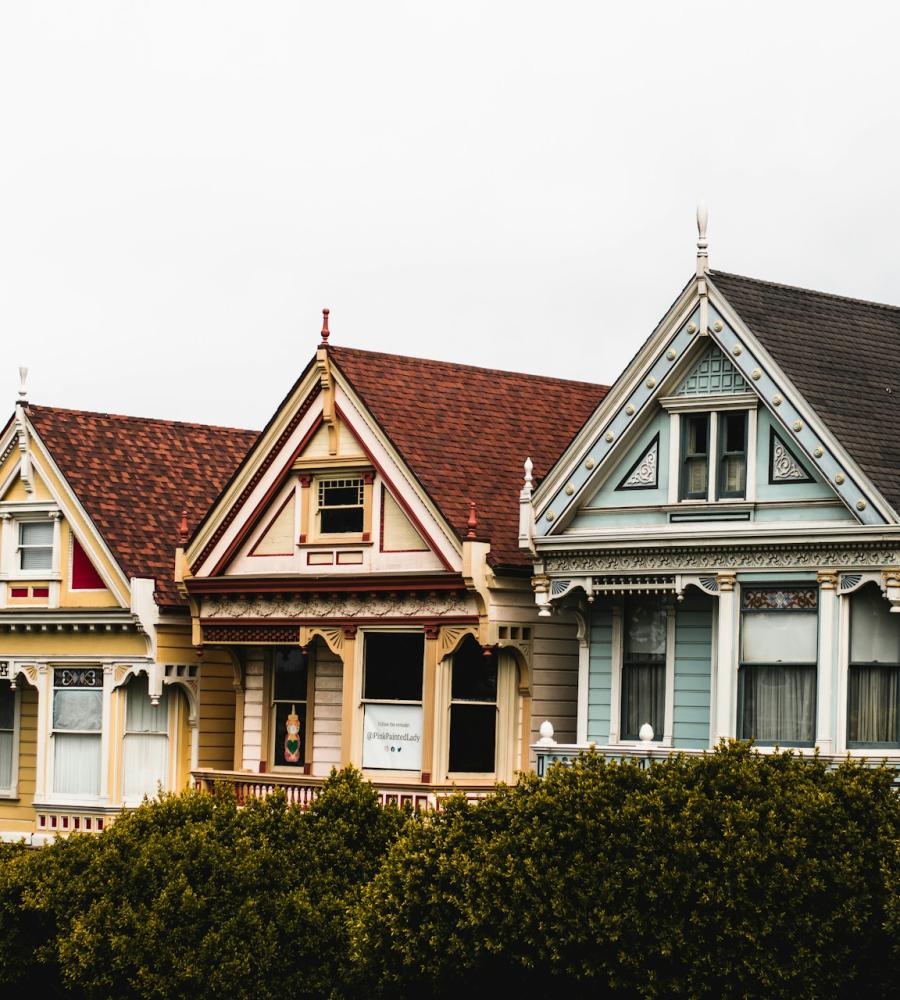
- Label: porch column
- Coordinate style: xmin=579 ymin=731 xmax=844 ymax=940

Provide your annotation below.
xmin=241 ymin=651 xmax=265 ymax=771
xmin=816 ymin=571 xmax=838 ymax=754
xmin=30 ymin=663 xmax=51 ymax=800
xmin=420 ymin=625 xmax=439 ymax=782
xmin=100 ymin=664 xmax=115 ymax=803
xmin=713 ymin=573 xmax=737 ymax=742
xmin=340 ymin=626 xmax=359 ymax=766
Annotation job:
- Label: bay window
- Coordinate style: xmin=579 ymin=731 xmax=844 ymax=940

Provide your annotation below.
xmin=621 ymin=598 xmax=667 ymax=741
xmin=122 ymin=674 xmax=169 ymax=802
xmin=52 ymin=667 xmax=102 ymax=796
xmin=738 ymin=588 xmax=817 ymax=746
xmin=848 ymin=586 xmax=900 ymax=747
xmin=362 ymin=632 xmax=423 ymax=772
xmin=448 ymin=637 xmax=498 ymax=773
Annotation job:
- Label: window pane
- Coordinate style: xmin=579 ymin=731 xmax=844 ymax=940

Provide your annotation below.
xmin=741 ymin=611 xmax=817 ymax=663
xmin=722 ymin=455 xmax=746 ymax=494
xmin=273 ymin=701 xmax=307 ymax=767
xmin=363 ymin=633 xmax=424 ymax=701
xmin=724 ymin=412 xmax=746 ymax=452
xmin=621 ymin=663 xmax=665 ymax=740
xmin=625 ymin=600 xmax=666 ymax=660
xmin=0 ymin=685 xmax=14 ymax=731
xmin=273 ymin=649 xmax=308 ymax=701
xmin=451 ymin=638 xmax=497 ymax=701
xmin=320 ymin=507 xmax=364 ymax=533
xmin=125 ymin=675 xmax=169 ymax=733
xmin=321 ymin=483 xmax=363 ymax=507
xmin=123 ymin=733 xmax=168 ymax=800
xmin=848 ymin=666 xmax=900 ymax=744
xmin=21 ymin=547 xmax=52 ymax=570
xmin=687 ymin=415 xmax=708 ymax=454
xmin=687 ymin=457 xmax=707 ymax=495
xmin=53 ymin=733 xmax=101 ymax=794
xmin=739 ymin=665 xmax=816 ymax=743
xmin=449 ymin=704 xmax=497 ymax=772
xmin=850 ymin=587 xmax=900 ymax=664
xmin=0 ymin=731 xmax=12 ymax=789
xmin=53 ymin=689 xmax=102 ymax=731
xmin=20 ymin=522 xmax=53 ymax=545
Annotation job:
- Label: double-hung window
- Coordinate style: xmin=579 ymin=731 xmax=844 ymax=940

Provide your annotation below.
xmin=738 ymin=587 xmax=817 ymax=746
xmin=18 ymin=521 xmax=53 ymax=570
xmin=621 ymin=598 xmax=667 ymax=741
xmin=679 ymin=411 xmax=748 ymax=501
xmin=52 ymin=668 xmax=102 ymax=796
xmin=271 ymin=648 xmax=309 ymax=768
xmin=848 ymin=586 xmax=900 ymax=747
xmin=0 ymin=684 xmax=15 ymax=791
xmin=122 ymin=675 xmax=169 ymax=801
xmin=448 ymin=637 xmax=498 ymax=773
xmin=317 ymin=478 xmax=364 ymax=535
xmin=361 ymin=633 xmax=424 ymax=772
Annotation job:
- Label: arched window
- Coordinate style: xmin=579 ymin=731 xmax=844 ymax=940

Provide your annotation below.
xmin=448 ymin=637 xmax=500 ymax=775
xmin=122 ymin=674 xmax=170 ymax=802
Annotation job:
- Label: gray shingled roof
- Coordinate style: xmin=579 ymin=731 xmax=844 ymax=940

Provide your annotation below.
xmin=709 ymin=270 xmax=900 ymax=518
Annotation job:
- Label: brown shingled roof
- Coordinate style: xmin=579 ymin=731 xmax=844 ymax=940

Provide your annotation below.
xmin=709 ymin=271 xmax=900 ymax=517
xmin=25 ymin=406 xmax=258 ymax=608
xmin=329 ymin=347 xmax=608 ymax=567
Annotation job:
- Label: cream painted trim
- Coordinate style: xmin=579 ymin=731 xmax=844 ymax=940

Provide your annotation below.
xmin=659 ymin=394 xmax=759 ymax=413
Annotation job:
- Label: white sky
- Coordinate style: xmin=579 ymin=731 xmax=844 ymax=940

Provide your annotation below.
xmin=2 ymin=2 xmax=898 ymax=431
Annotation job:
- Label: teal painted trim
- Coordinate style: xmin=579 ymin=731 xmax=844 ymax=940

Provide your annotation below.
xmin=706 ymin=304 xmax=886 ymax=525
xmin=754 ymin=409 xmax=833 ymax=501
xmin=587 ymin=609 xmax=613 ymax=744
xmin=754 ymin=505 xmax=852 ymax=523
xmin=570 ymin=509 xmax=669 ymax=529
xmin=584 ymin=411 xmax=669 ymax=509
xmin=537 ymin=307 xmax=702 ymax=536
xmin=673 ymin=603 xmax=712 ymax=749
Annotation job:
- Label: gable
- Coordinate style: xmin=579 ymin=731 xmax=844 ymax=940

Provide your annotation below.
xmin=675 ymin=344 xmax=751 ymax=397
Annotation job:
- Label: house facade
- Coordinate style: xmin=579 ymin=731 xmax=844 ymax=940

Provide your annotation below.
xmin=524 ymin=216 xmax=900 ymax=776
xmin=181 ymin=320 xmax=606 ymax=806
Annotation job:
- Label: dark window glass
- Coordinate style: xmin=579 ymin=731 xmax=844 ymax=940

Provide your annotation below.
xmin=0 ymin=685 xmax=14 ymax=731
xmin=273 ymin=649 xmax=308 ymax=702
xmin=681 ymin=414 xmax=709 ymax=499
xmin=318 ymin=478 xmax=364 ymax=534
xmin=718 ymin=411 xmax=747 ymax=498
xmin=321 ymin=507 xmax=364 ymax=533
xmin=621 ymin=598 xmax=666 ymax=740
xmin=451 ymin=638 xmax=498 ymax=701
xmin=449 ymin=704 xmax=496 ymax=772
xmin=363 ymin=633 xmax=424 ymax=701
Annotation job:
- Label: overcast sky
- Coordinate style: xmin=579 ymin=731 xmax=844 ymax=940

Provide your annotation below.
xmin=2 ymin=2 xmax=898 ymax=431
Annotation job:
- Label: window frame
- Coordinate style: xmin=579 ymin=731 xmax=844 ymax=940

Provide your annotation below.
xmin=0 ymin=678 xmax=21 ymax=799
xmin=716 ymin=410 xmax=749 ymax=500
xmin=846 ymin=586 xmax=900 ymax=750
xmin=50 ymin=666 xmax=104 ymax=799
xmin=619 ymin=596 xmax=670 ymax=743
xmin=679 ymin=413 xmax=710 ymax=501
xmin=17 ymin=518 xmax=54 ymax=572
xmin=447 ymin=638 xmax=500 ymax=777
xmin=313 ymin=475 xmax=366 ymax=539
xmin=268 ymin=648 xmax=314 ymax=771
xmin=121 ymin=673 xmax=173 ymax=805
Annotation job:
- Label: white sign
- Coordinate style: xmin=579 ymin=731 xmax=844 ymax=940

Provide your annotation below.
xmin=362 ymin=703 xmax=423 ymax=771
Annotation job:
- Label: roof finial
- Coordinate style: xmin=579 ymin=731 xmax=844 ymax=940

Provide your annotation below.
xmin=17 ymin=366 xmax=28 ymax=404
xmin=523 ymin=457 xmax=533 ymax=494
xmin=466 ymin=501 xmax=478 ymax=540
xmin=320 ymin=308 xmax=330 ymax=344
xmin=178 ymin=508 xmax=189 ymax=546
xmin=696 ymin=200 xmax=709 ymax=276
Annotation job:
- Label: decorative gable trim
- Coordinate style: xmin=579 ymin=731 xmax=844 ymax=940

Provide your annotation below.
xmin=676 ymin=345 xmax=750 ymax=396
xmin=615 ymin=434 xmax=659 ymax=491
xmin=768 ymin=427 xmax=813 ymax=484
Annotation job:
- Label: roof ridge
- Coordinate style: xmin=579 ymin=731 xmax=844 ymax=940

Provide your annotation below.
xmin=710 ymin=269 xmax=900 ymax=315
xmin=27 ymin=403 xmax=258 ymax=436
xmin=329 ymin=344 xmax=609 ymax=391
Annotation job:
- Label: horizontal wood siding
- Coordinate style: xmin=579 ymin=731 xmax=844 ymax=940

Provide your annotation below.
xmin=0 ymin=684 xmax=38 ymax=832
xmin=531 ymin=615 xmax=579 ymax=746
xmin=197 ymin=654 xmax=237 ymax=770
xmin=242 ymin=653 xmax=265 ymax=770
xmin=312 ymin=644 xmax=343 ymax=776
xmin=587 ymin=609 xmax=613 ymax=744
xmin=673 ymin=600 xmax=713 ymax=749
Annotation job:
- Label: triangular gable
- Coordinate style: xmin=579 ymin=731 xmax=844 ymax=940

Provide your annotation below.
xmin=768 ymin=427 xmax=814 ymax=484
xmin=381 ymin=488 xmax=429 ymax=551
xmin=615 ymin=433 xmax=660 ymax=491
xmin=532 ymin=276 xmax=895 ymax=535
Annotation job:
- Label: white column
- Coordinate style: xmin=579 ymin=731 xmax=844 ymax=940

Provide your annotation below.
xmin=48 ymin=511 xmax=62 ymax=609
xmin=713 ymin=573 xmax=737 ymax=741
xmin=608 ymin=603 xmax=623 ymax=744
xmin=100 ymin=664 xmax=115 ymax=803
xmin=816 ymin=571 xmax=838 ymax=754
xmin=33 ymin=663 xmax=50 ymax=799
xmin=241 ymin=652 xmax=265 ymax=770
xmin=574 ymin=610 xmax=589 ymax=745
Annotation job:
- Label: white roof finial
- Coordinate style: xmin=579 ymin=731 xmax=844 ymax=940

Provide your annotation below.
xmin=523 ymin=457 xmax=533 ymax=491
xmin=696 ymin=201 xmax=709 ymax=276
xmin=17 ymin=367 xmax=28 ymax=404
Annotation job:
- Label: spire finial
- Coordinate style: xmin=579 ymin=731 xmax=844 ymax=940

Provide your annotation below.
xmin=178 ymin=508 xmax=189 ymax=546
xmin=466 ymin=501 xmax=478 ymax=540
xmin=523 ymin=457 xmax=533 ymax=491
xmin=17 ymin=366 xmax=28 ymax=404
xmin=320 ymin=308 xmax=330 ymax=344
xmin=696 ymin=201 xmax=709 ymax=276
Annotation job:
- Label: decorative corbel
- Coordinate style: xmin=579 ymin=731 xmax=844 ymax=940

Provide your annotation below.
xmin=882 ymin=570 xmax=900 ymax=613
xmin=532 ymin=575 xmax=552 ymax=617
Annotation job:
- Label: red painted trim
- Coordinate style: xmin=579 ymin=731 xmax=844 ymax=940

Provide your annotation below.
xmin=334 ymin=402 xmax=454 ymax=570
xmin=247 ymin=491 xmax=296 ymax=557
xmin=210 ymin=414 xmax=324 ymax=576
xmin=186 ymin=573 xmax=468 ymax=595
xmin=379 ymin=484 xmax=430 ymax=553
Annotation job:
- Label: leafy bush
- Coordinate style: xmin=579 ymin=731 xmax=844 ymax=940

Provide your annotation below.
xmin=350 ymin=744 xmax=900 ymax=999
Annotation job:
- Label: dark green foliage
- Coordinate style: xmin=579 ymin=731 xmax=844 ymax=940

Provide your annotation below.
xmin=0 ymin=748 xmax=897 ymax=999
xmin=350 ymin=744 xmax=900 ymax=999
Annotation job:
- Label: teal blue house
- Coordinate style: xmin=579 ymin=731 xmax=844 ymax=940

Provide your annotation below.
xmin=523 ymin=212 xmax=900 ymax=771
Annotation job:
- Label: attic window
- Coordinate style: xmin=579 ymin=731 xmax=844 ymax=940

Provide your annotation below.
xmin=317 ymin=478 xmax=364 ymax=534
xmin=18 ymin=521 xmax=53 ymax=570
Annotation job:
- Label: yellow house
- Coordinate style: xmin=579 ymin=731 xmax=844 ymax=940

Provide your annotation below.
xmin=0 ymin=375 xmax=256 ymax=842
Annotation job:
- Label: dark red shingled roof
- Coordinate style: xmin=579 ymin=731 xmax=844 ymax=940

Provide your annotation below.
xmin=25 ymin=406 xmax=258 ymax=608
xmin=329 ymin=347 xmax=609 ymax=567
xmin=709 ymin=271 xmax=900 ymax=516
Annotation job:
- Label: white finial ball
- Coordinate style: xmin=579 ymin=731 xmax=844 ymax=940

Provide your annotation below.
xmin=639 ymin=722 xmax=654 ymax=742
xmin=539 ymin=720 xmax=555 ymax=741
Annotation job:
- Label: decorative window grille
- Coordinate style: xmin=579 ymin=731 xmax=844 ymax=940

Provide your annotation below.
xmin=317 ymin=478 xmax=364 ymax=534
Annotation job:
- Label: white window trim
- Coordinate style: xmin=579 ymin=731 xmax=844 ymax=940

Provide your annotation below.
xmin=0 ymin=682 xmax=21 ymax=799
xmin=120 ymin=675 xmax=177 ymax=807
xmin=0 ymin=507 xmax=62 ymax=583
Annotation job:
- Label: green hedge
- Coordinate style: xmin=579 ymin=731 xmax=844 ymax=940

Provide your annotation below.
xmin=0 ymin=747 xmax=897 ymax=999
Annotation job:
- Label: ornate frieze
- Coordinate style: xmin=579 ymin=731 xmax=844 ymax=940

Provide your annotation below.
xmin=543 ymin=545 xmax=900 ymax=574
xmin=201 ymin=591 xmax=474 ymax=620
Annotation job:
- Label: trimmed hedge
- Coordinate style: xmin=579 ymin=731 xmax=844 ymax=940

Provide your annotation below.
xmin=0 ymin=747 xmax=897 ymax=999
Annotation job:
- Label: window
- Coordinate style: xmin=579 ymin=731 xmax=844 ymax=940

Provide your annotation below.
xmin=271 ymin=649 xmax=309 ymax=768
xmin=848 ymin=586 xmax=900 ymax=747
xmin=738 ymin=588 xmax=817 ymax=746
xmin=621 ymin=598 xmax=667 ymax=741
xmin=317 ymin=478 xmax=364 ymax=534
xmin=362 ymin=633 xmax=424 ymax=772
xmin=679 ymin=411 xmax=748 ymax=501
xmin=52 ymin=667 xmax=102 ymax=796
xmin=448 ymin=637 xmax=498 ymax=773
xmin=18 ymin=521 xmax=53 ymax=570
xmin=0 ymin=683 xmax=15 ymax=791
xmin=122 ymin=674 xmax=169 ymax=801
